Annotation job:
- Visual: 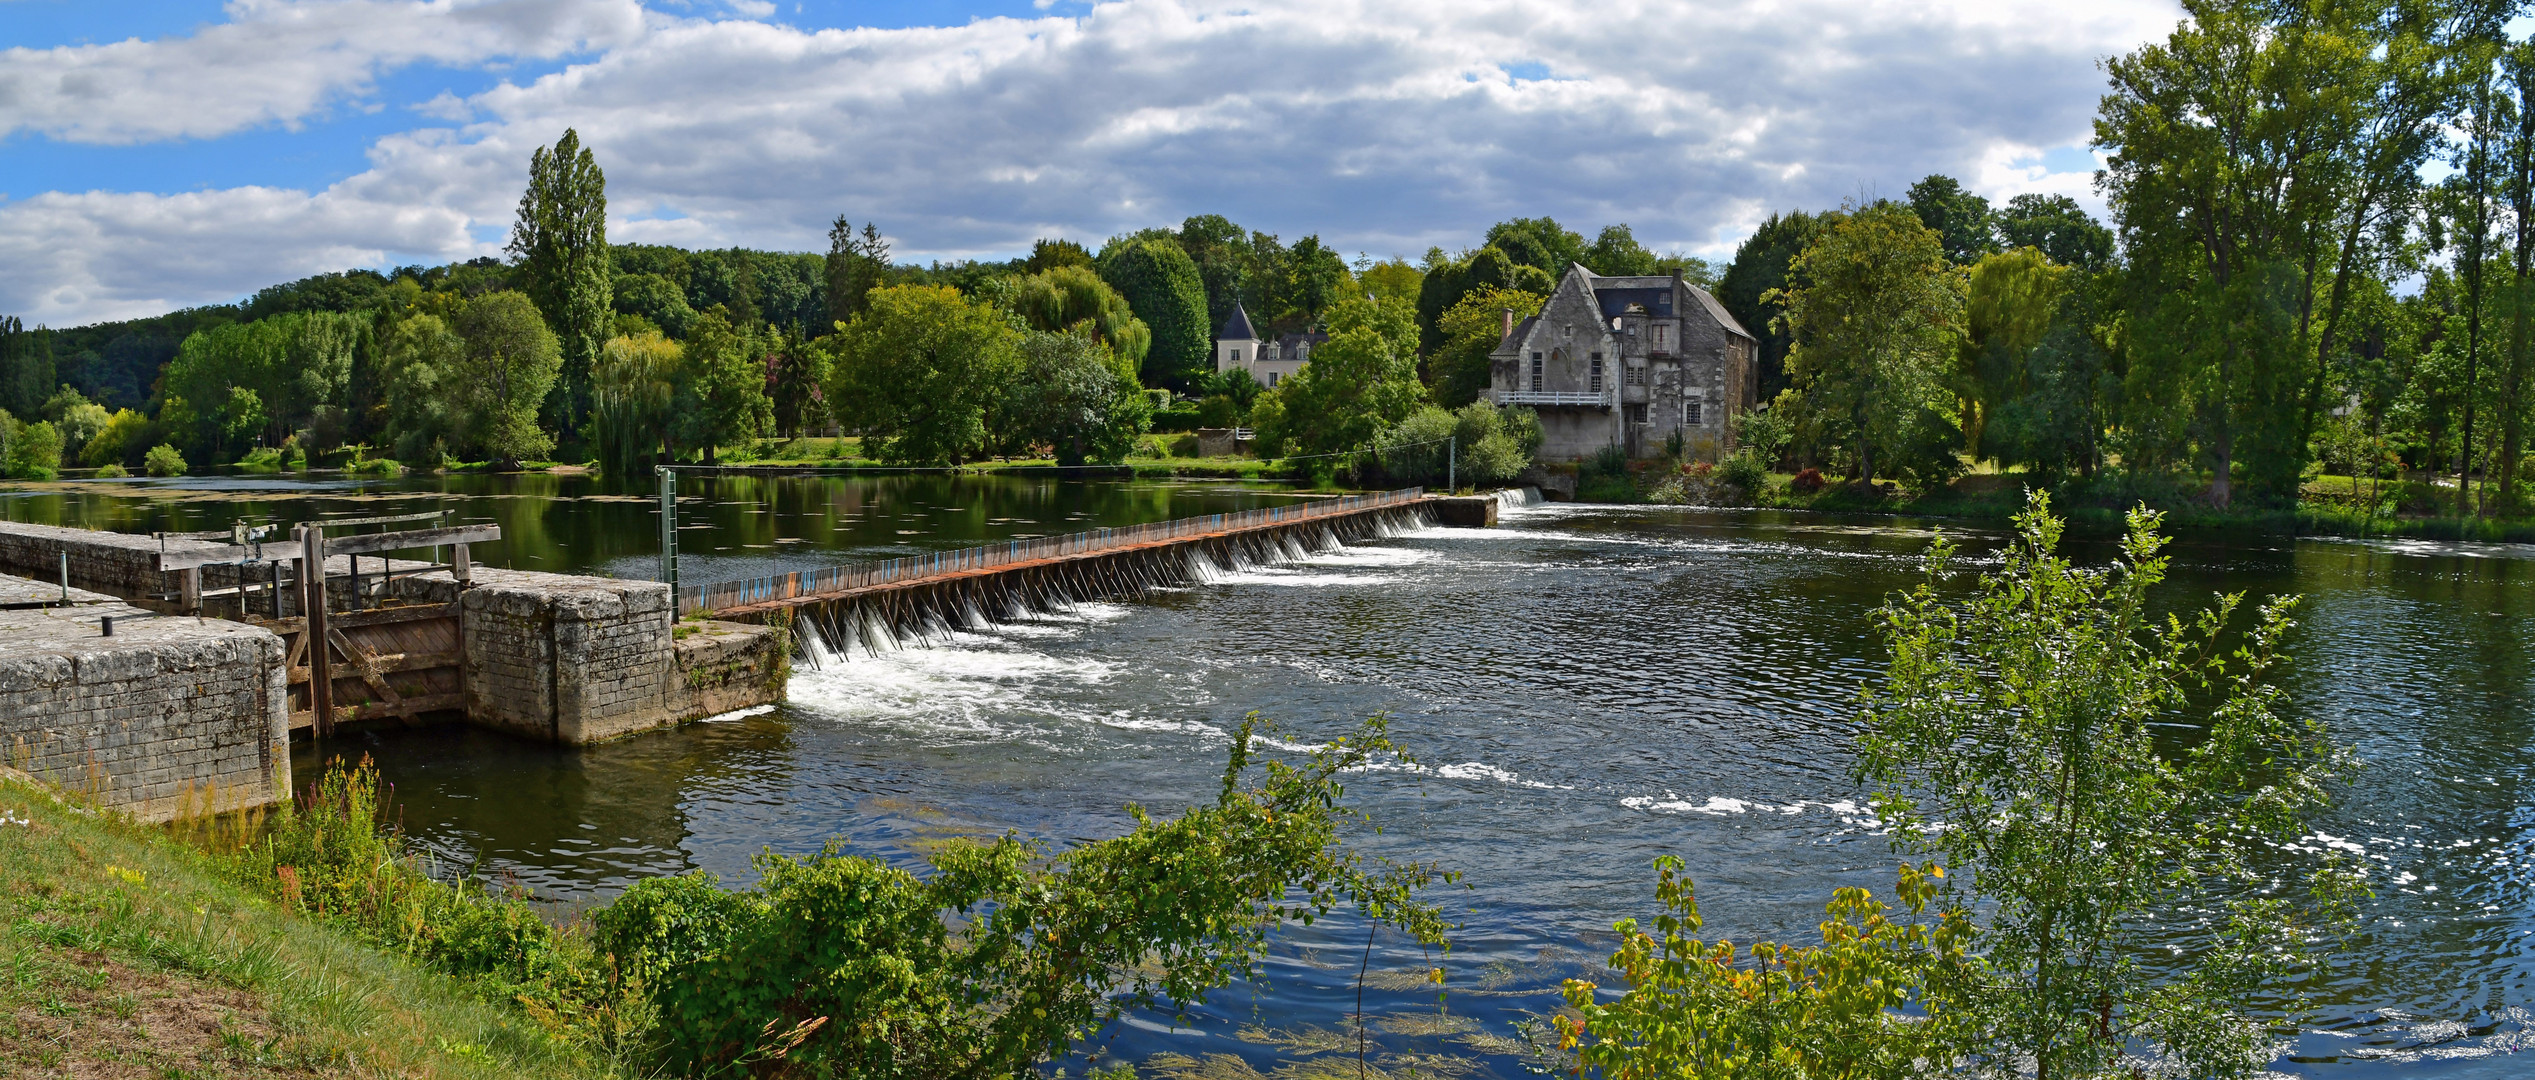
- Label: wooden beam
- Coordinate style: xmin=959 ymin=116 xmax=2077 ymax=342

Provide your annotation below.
xmin=288 ymin=692 xmax=465 ymax=731
xmin=322 ymin=525 xmax=499 ymax=557
xmin=155 ymin=545 xmax=298 ymax=573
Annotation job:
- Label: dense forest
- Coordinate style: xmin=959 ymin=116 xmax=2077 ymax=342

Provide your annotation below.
xmin=1 ymin=0 xmax=2528 ymax=518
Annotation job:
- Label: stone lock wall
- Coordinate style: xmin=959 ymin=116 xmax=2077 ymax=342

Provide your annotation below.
xmin=0 ymin=575 xmax=289 ymax=822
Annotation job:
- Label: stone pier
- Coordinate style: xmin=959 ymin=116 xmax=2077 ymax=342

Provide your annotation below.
xmin=0 ymin=520 xmax=784 ymax=765
xmin=0 ymin=574 xmax=289 ymax=822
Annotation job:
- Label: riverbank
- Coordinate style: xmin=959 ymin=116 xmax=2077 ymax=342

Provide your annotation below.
xmin=1577 ymin=464 xmax=2535 ymax=543
xmin=0 ymin=771 xmax=600 ymax=1078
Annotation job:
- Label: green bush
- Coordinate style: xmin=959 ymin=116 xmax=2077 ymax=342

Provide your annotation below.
xmin=91 ymin=463 xmax=128 ymax=478
xmin=235 ymin=446 xmax=286 ymax=472
xmin=143 ymin=443 xmax=188 ymax=477
xmin=1149 ymin=405 xmax=1203 ymax=433
xmin=1717 ymin=450 xmax=1768 ymax=492
xmin=5 ymin=419 xmax=62 ymax=480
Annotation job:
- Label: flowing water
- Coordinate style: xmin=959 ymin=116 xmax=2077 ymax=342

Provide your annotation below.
xmin=10 ymin=472 xmax=2535 ymax=1076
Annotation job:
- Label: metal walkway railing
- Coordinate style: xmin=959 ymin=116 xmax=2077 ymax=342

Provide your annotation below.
xmin=681 ymin=487 xmax=1423 ymax=615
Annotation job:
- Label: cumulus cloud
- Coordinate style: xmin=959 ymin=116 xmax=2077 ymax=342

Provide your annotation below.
xmin=0 ymin=0 xmax=647 ymax=143
xmin=0 ymin=0 xmax=2181 ymax=325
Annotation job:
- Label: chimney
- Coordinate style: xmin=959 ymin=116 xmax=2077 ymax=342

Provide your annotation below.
xmin=1670 ymin=267 xmax=1683 ymax=286
xmin=1501 ymin=308 xmax=1515 ymax=342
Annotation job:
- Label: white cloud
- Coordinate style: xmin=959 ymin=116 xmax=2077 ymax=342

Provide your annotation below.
xmin=0 ymin=0 xmax=2181 ymax=324
xmin=0 ymin=0 xmax=647 ymax=144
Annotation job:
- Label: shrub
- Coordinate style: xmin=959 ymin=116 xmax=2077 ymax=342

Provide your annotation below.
xmin=593 ymin=715 xmax=1451 ymax=1076
xmin=143 ymin=443 xmax=188 ymax=477
xmin=235 ymin=446 xmax=285 ymax=472
xmin=92 ymin=463 xmax=128 ymax=478
xmin=1149 ymin=405 xmax=1203 ymax=433
xmin=1717 ymin=450 xmax=1768 ymax=492
xmin=5 ymin=419 xmax=62 ymax=480
xmin=1791 ymin=467 xmax=1826 ymax=493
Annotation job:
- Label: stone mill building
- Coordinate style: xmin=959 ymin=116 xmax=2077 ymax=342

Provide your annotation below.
xmin=1489 ymin=265 xmax=1757 ymax=461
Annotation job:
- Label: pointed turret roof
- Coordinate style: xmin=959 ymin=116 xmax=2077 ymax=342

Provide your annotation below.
xmin=1217 ymin=301 xmax=1258 ymax=342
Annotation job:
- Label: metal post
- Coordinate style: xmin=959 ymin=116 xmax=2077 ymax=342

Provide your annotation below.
xmin=657 ymin=465 xmax=679 ymax=598
xmin=300 ymin=525 xmax=333 ymax=738
xmin=58 ymin=551 xmax=68 ymax=603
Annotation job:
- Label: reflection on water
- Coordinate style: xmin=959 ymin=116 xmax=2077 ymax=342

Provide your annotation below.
xmin=53 ymin=478 xmax=2521 ymax=1077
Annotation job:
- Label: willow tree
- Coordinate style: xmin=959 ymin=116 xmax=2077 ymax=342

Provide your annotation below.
xmin=594 ymin=330 xmax=681 ymax=473
xmin=508 ymin=129 xmax=612 ymax=444
xmin=1769 ymin=201 xmax=1965 ymax=487
xmin=1008 ymin=265 xmax=1152 ymax=365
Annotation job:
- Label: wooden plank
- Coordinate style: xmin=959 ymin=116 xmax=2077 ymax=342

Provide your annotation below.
xmin=326 ymin=627 xmax=403 ymax=708
xmin=322 ymin=525 xmax=499 ymax=557
xmin=288 ymin=692 xmax=465 ymax=731
xmin=156 ymin=545 xmax=301 ymax=572
xmin=325 ymin=603 xmax=459 ymax=629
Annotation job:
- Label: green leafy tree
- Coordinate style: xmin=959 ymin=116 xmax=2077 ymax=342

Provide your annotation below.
xmin=1252 ymin=297 xmax=1425 ymax=460
xmin=1485 ymin=216 xmax=1587 ymax=274
xmin=218 ymin=387 xmax=266 ymax=461
xmin=1431 ymin=285 xmax=1546 ymax=408
xmin=1415 ymin=245 xmax=1558 ymax=355
xmin=158 ymin=313 xmax=360 ymax=456
xmin=1173 ymin=214 xmax=1254 ymax=327
xmin=508 ymin=128 xmax=612 ymax=441
xmin=766 ymin=327 xmax=830 ymax=439
xmin=373 ymin=313 xmax=462 ymax=464
xmin=1717 ymin=211 xmax=1835 ymax=401
xmin=1358 ymin=258 xmax=1424 ymax=304
xmin=1557 ymin=860 xmax=1975 ymax=1080
xmin=1771 ymin=202 xmax=1965 ymax=486
xmin=143 ymin=443 xmax=186 ymax=477
xmin=993 ymin=330 xmax=1151 ymax=465
xmin=1995 ymin=194 xmax=2116 ymax=271
xmin=824 ymin=217 xmax=894 ymax=327
xmin=1582 ymin=224 xmax=1659 ymax=276
xmin=675 ymin=310 xmax=775 ymax=464
xmin=590 ymin=715 xmax=1450 ymax=1078
xmin=1372 ymin=401 xmax=1538 ymax=488
xmin=1906 ymin=174 xmax=1999 ymax=264
xmin=451 ymin=291 xmax=563 ymax=465
xmin=1007 ymin=265 xmax=1152 ymax=364
xmin=5 ymin=418 xmax=61 ymax=480
xmin=1025 ymin=238 xmax=1094 ymax=273
xmin=80 ymin=408 xmax=150 ymax=468
xmin=0 ymin=317 xmax=55 ymax=420
xmin=612 ymin=272 xmax=696 ymax=338
xmin=1857 ymin=492 xmax=2358 ymax=1080
xmin=1097 ymin=237 xmax=1211 ymax=391
xmin=2099 ymin=0 xmax=2453 ymax=507
xmin=1958 ymin=247 xmax=2072 ymax=461
xmin=594 ymin=330 xmax=682 ymax=473
xmin=824 ymin=285 xmax=1023 ymax=465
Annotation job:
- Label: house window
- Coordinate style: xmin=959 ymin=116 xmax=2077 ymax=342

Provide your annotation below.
xmin=1589 ymin=357 xmax=1604 ymax=394
xmin=1686 ymin=401 xmax=1702 ymax=427
xmin=1530 ymin=353 xmax=1544 ymax=392
xmin=1626 ymin=364 xmax=1645 ymax=387
xmin=1268 ymin=372 xmax=1281 ymax=387
xmin=1625 ymin=403 xmax=1648 ymax=425
xmin=1654 ymin=324 xmax=1668 ymax=349
xmin=1231 ymin=348 xmax=1242 ymax=364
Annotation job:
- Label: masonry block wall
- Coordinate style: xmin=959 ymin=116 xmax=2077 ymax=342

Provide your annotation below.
xmin=394 ymin=567 xmax=783 ymax=744
xmin=0 ymin=575 xmax=289 ymax=821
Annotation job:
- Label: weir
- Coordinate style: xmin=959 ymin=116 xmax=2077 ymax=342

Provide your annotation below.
xmin=689 ymin=488 xmax=1432 ymax=659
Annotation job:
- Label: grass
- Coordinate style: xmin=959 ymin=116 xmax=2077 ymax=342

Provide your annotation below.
xmin=0 ymin=772 xmax=605 ymax=1080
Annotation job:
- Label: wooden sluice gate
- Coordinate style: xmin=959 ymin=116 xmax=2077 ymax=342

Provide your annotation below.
xmin=687 ymin=488 xmax=1431 ymax=659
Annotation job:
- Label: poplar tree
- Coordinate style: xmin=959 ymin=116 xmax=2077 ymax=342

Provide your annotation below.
xmin=507 ymin=128 xmax=612 ymax=446
xmin=824 ymin=217 xmax=892 ymax=327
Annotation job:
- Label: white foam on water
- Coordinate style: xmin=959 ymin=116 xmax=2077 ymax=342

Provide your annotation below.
xmin=1345 ymin=756 xmax=1566 ymax=790
xmin=700 ymin=704 xmax=776 ymax=723
xmin=786 ymin=633 xmax=1118 ymax=741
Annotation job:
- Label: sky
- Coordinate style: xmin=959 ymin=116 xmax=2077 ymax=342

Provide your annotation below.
xmin=0 ymin=0 xmax=2186 ymax=328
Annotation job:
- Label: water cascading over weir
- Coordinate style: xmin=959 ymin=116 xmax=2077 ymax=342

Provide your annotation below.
xmin=686 ymin=489 xmax=1433 ymax=661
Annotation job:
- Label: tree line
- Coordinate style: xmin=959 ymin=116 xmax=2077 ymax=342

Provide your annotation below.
xmin=1714 ymin=0 xmax=2535 ymax=518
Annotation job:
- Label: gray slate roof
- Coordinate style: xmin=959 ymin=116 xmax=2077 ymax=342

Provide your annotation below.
xmin=1217 ymin=301 xmax=1258 ymax=341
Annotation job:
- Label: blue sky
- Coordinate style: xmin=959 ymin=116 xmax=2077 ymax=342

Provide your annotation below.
xmin=0 ymin=0 xmax=2177 ymax=325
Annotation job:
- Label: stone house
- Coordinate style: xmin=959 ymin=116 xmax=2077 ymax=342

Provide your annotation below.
xmin=1212 ymin=301 xmax=1325 ymax=389
xmin=1488 ymin=264 xmax=1757 ymax=461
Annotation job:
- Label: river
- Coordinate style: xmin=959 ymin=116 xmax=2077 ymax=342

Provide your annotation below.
xmin=8 ymin=471 xmax=2532 ymax=1076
